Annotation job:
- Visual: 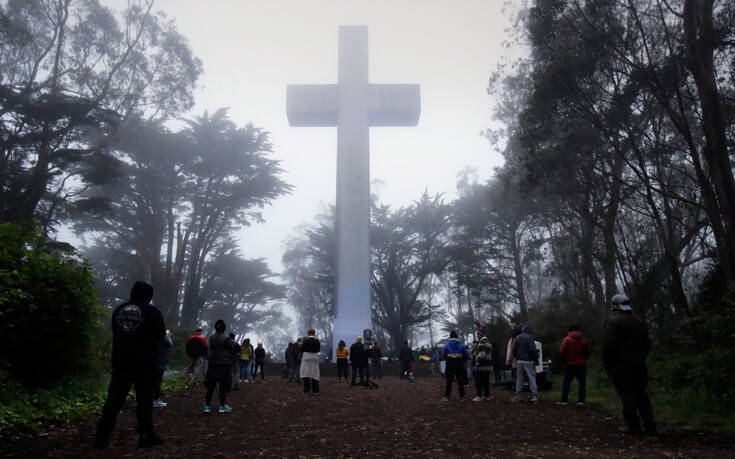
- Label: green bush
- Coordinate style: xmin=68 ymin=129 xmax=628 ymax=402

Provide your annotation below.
xmin=0 ymin=222 xmax=105 ymax=385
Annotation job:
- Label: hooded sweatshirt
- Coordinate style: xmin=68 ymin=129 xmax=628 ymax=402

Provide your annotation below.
xmin=559 ymin=331 xmax=590 ymax=366
xmin=110 ymin=281 xmax=166 ymax=373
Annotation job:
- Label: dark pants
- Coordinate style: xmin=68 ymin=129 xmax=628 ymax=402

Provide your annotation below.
xmin=337 ymin=358 xmax=349 ymax=380
xmin=444 ymin=361 xmax=466 ymax=398
xmin=303 ymin=378 xmax=320 ymax=394
xmin=351 ymin=364 xmax=365 ymax=385
xmin=373 ymin=361 xmax=382 ymax=380
xmin=610 ymin=363 xmax=656 ymax=432
xmin=474 ymin=370 xmax=490 ymax=397
xmin=252 ymin=361 xmax=264 ymax=379
xmin=493 ymin=363 xmax=502 ymax=382
xmin=152 ymin=368 xmax=165 ymax=400
xmin=561 ymin=364 xmax=587 ymax=403
xmin=400 ymin=360 xmax=411 ymax=378
xmin=290 ymin=361 xmax=301 ymax=382
xmin=97 ymin=369 xmax=155 ymax=440
xmin=205 ymin=363 xmax=232 ymax=407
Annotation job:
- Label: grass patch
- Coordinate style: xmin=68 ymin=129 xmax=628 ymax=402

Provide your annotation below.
xmin=0 ymin=371 xmax=190 ymax=439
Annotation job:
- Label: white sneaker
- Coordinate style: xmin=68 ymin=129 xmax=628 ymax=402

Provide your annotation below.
xmin=152 ymin=400 xmax=167 ymax=408
xmin=472 ymin=396 xmax=483 ymax=402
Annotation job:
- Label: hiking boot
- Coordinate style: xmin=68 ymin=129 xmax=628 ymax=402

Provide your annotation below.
xmin=554 ymin=400 xmax=568 ymax=406
xmin=218 ymin=404 xmax=233 ymax=413
xmin=152 ymin=399 xmax=167 ymax=408
xmin=203 ymin=405 xmax=211 ymax=413
xmin=137 ymin=433 xmax=165 ymax=448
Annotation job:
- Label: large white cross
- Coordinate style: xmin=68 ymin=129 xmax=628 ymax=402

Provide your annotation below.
xmin=287 ymin=25 xmax=420 ymax=359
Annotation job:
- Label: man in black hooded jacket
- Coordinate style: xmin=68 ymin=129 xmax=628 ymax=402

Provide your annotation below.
xmin=95 ymin=281 xmax=166 ymax=449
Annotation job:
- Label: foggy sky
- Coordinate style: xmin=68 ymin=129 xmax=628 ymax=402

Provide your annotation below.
xmin=99 ymin=0 xmax=515 ymax=274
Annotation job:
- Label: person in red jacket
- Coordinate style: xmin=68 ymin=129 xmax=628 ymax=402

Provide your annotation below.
xmin=555 ymin=325 xmax=590 ymax=406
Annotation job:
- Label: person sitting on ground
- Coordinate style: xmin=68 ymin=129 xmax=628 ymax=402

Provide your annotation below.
xmin=473 ymin=329 xmax=493 ymax=402
xmin=555 ymin=325 xmax=590 ymax=407
xmin=335 ymin=340 xmax=349 ymax=382
xmin=512 ymin=325 xmax=539 ymax=404
xmin=204 ymin=319 xmax=235 ymax=413
xmin=300 ymin=329 xmax=321 ymax=394
xmin=350 ymin=336 xmax=367 ymax=386
xmin=252 ymin=342 xmax=266 ymax=381
xmin=441 ymin=330 xmax=469 ymax=401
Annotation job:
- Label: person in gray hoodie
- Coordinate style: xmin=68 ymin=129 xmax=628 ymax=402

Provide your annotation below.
xmin=512 ymin=324 xmax=539 ymax=404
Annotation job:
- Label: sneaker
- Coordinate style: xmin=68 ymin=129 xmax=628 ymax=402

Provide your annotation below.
xmin=554 ymin=400 xmax=568 ymax=406
xmin=575 ymin=402 xmax=585 ymax=407
xmin=152 ymin=399 xmax=167 ymax=408
xmin=512 ymin=397 xmax=523 ymax=403
xmin=459 ymin=397 xmax=466 ymax=401
xmin=530 ymin=398 xmax=540 ymax=405
xmin=440 ymin=396 xmax=449 ymax=402
xmin=137 ymin=433 xmax=165 ymax=448
xmin=203 ymin=405 xmax=211 ymax=413
xmin=218 ymin=405 xmax=233 ymax=413
xmin=472 ymin=396 xmax=483 ymax=402
xmin=482 ymin=396 xmax=491 ymax=401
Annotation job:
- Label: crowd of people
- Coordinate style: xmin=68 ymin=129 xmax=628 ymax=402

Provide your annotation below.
xmin=94 ymin=280 xmax=657 ymax=449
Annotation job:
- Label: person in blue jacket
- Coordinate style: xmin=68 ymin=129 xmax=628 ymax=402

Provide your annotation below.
xmin=441 ymin=330 xmax=469 ymax=401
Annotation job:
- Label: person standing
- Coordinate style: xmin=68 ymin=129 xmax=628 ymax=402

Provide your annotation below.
xmin=350 ymin=336 xmax=366 ymax=386
xmin=602 ymin=294 xmax=656 ymax=436
xmin=505 ymin=326 xmax=522 ymax=383
xmin=512 ymin=325 xmax=539 ymax=404
xmin=335 ymin=340 xmax=349 ymax=381
xmin=290 ymin=337 xmax=303 ymax=383
xmin=491 ymin=340 xmax=502 ymax=383
xmin=441 ymin=330 xmax=469 ymax=401
xmin=252 ymin=342 xmax=266 ymax=381
xmin=239 ymin=338 xmax=253 ymax=383
xmin=152 ymin=330 xmax=173 ymax=407
xmin=184 ymin=328 xmax=208 ymax=382
xmin=204 ymin=319 xmax=235 ymax=413
xmin=472 ymin=330 xmax=493 ymax=402
xmin=229 ymin=333 xmax=241 ymax=390
xmin=372 ymin=341 xmax=383 ymax=380
xmin=284 ymin=342 xmax=294 ymax=379
xmin=300 ymin=329 xmax=321 ymax=394
xmin=94 ymin=281 xmax=165 ymax=449
xmin=399 ymin=341 xmax=413 ymax=379
xmin=555 ymin=325 xmax=590 ymax=406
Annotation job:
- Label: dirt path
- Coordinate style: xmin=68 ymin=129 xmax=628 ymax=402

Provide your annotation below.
xmin=2 ymin=376 xmax=731 ymax=458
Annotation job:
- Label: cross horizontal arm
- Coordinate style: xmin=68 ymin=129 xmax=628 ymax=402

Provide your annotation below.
xmin=286 ymin=84 xmax=339 ymax=126
xmin=369 ymin=84 xmax=421 ymax=126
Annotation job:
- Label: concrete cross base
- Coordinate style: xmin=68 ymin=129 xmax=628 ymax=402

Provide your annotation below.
xmin=332 ymin=316 xmax=371 ymax=361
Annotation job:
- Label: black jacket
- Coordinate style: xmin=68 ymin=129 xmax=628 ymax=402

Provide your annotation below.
xmin=208 ymin=332 xmax=235 ymax=365
xmin=602 ymin=310 xmax=651 ymax=371
xmin=254 ymin=346 xmax=266 ymax=362
xmin=110 ymin=282 xmax=166 ymax=373
xmin=399 ymin=346 xmax=413 ymax=363
xmin=350 ymin=342 xmax=366 ymax=366
xmin=512 ymin=333 xmax=538 ymax=362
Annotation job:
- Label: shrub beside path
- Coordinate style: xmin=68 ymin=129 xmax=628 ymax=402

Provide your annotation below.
xmin=2 ymin=377 xmax=731 ymax=458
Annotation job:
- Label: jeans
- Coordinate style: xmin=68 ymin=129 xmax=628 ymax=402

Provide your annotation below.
xmin=560 ymin=364 xmax=586 ymax=403
xmin=515 ymin=361 xmax=538 ymax=398
xmin=239 ymin=360 xmax=251 ymax=380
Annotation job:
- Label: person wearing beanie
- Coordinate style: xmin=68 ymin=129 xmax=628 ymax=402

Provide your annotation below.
xmin=512 ymin=324 xmax=540 ymax=404
xmin=602 ymin=294 xmax=656 ymax=436
xmin=555 ymin=325 xmax=590 ymax=406
xmin=441 ymin=330 xmax=469 ymax=401
xmin=95 ymin=281 xmax=166 ymax=449
xmin=204 ymin=319 xmax=236 ymax=413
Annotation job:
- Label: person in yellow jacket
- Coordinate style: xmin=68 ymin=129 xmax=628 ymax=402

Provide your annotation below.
xmin=335 ymin=340 xmax=349 ymax=381
xmin=239 ymin=338 xmax=254 ymax=382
